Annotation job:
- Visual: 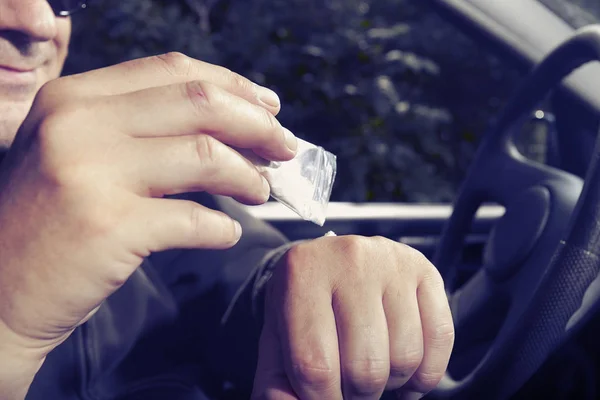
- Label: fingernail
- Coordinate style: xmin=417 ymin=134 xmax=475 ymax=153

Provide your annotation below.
xmin=233 ymin=220 xmax=242 ymax=240
xmin=257 ymin=86 xmax=280 ymax=108
xmin=283 ymin=127 xmax=298 ymax=153
xmin=262 ymin=176 xmax=271 ymax=200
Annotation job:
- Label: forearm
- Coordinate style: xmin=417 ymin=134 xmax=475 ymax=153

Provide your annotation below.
xmin=213 ymin=195 xmax=306 ymax=327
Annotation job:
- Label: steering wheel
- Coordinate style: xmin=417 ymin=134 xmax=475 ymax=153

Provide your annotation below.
xmin=429 ymin=26 xmax=600 ymax=399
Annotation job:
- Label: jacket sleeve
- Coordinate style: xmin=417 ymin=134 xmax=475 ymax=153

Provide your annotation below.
xmin=210 ymin=195 xmax=304 ymax=391
xmin=216 ymin=195 xmax=303 ymax=327
xmin=152 ymin=193 xmax=305 ymax=394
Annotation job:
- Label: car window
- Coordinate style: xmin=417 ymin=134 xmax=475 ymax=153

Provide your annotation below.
xmin=65 ymin=0 xmax=523 ymax=203
xmin=538 ymin=0 xmax=600 ymax=28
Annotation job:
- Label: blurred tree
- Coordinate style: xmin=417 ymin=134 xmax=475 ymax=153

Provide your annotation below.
xmin=64 ymin=0 xmax=523 ymax=202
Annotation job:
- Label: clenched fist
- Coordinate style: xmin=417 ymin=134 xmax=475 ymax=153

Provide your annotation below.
xmin=253 ymin=235 xmax=454 ymax=399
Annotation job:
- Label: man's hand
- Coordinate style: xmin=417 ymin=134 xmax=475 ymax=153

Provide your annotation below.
xmin=0 ymin=53 xmax=296 ymax=370
xmin=252 ymin=235 xmax=454 ymax=400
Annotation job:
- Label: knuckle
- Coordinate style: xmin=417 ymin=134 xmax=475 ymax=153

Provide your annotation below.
xmin=188 ymin=205 xmax=237 ymax=248
xmin=422 ymin=263 xmax=446 ymax=291
xmin=371 ymin=235 xmax=390 ymax=245
xmin=35 ymin=105 xmax=76 ymax=140
xmin=291 ymin=359 xmax=337 ymax=390
xmin=35 ymin=110 xmax=81 ymax=183
xmin=41 ymin=75 xmax=80 ymax=99
xmin=189 ymin=204 xmax=205 ymax=239
xmin=35 ymin=111 xmax=65 ymax=144
xmin=429 ymin=320 xmax=456 ymax=347
xmin=194 ymin=135 xmax=220 ymax=169
xmin=283 ymin=243 xmax=308 ymax=268
xmin=403 ymin=244 xmax=430 ymax=266
xmin=411 ymin=369 xmax=445 ymax=392
xmin=283 ymin=243 xmax=320 ymax=281
xmin=259 ymin=107 xmax=280 ymax=136
xmin=28 ymin=87 xmax=71 ymax=136
xmin=227 ymin=68 xmax=254 ymax=93
xmin=389 ymin=349 xmax=423 ymax=379
xmin=338 ymin=235 xmax=364 ymax=254
xmin=337 ymin=235 xmax=369 ymax=263
xmin=36 ymin=79 xmax=60 ymax=102
xmin=397 ymin=242 xmax=436 ymax=277
xmin=344 ymin=359 xmax=389 ymax=395
xmin=184 ymin=80 xmax=211 ymax=116
xmin=155 ymin=52 xmax=192 ymax=76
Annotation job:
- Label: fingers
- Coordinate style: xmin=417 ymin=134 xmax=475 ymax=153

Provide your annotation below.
xmin=402 ymin=268 xmax=454 ymax=397
xmin=261 ymin=238 xmax=454 ymax=400
xmin=63 ymin=52 xmax=282 ymax=115
xmin=274 ymin=249 xmax=343 ymax=400
xmin=105 ymin=80 xmax=296 ymax=161
xmin=334 ymin=284 xmax=390 ymax=400
xmin=252 ymin=301 xmax=299 ymax=400
xmin=130 ymin=197 xmax=243 ymax=253
xmin=281 ymin=291 xmax=342 ymax=400
xmin=383 ymin=284 xmax=424 ymax=390
xmin=117 ymin=135 xmax=270 ymax=204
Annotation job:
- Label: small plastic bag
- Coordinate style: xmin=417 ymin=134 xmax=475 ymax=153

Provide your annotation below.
xmin=241 ymin=138 xmax=337 ymax=226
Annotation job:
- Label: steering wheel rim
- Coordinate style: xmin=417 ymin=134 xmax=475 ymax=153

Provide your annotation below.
xmin=430 ymin=25 xmax=600 ymax=399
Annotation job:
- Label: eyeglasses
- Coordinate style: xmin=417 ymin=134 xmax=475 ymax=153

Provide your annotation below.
xmin=48 ymin=0 xmax=89 ymax=17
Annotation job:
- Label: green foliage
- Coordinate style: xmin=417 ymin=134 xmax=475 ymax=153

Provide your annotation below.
xmin=65 ymin=0 xmax=523 ymax=202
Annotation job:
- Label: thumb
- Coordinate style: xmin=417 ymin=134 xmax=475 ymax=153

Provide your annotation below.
xmin=252 ymin=306 xmax=298 ymax=400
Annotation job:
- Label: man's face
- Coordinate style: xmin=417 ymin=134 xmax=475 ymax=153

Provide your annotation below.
xmin=0 ymin=0 xmax=71 ymax=150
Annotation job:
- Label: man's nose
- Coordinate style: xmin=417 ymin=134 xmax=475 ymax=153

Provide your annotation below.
xmin=0 ymin=0 xmax=58 ymax=41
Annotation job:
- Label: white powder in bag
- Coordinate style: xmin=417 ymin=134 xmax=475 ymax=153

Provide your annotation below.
xmin=239 ymin=138 xmax=337 ymax=226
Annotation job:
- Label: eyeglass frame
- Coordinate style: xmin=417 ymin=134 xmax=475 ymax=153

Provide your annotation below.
xmin=50 ymin=0 xmax=89 ymax=17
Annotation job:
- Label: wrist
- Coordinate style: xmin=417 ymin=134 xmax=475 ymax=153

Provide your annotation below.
xmin=0 ymin=320 xmax=46 ymax=400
